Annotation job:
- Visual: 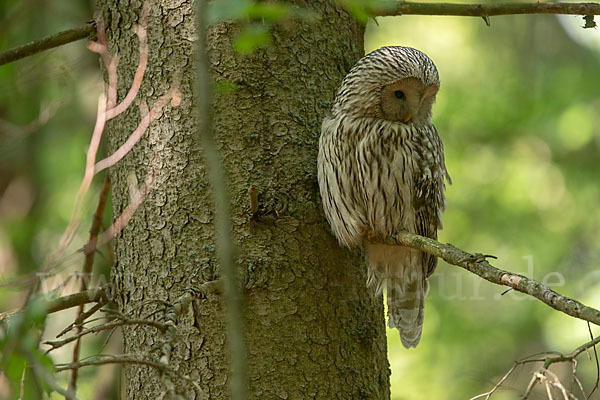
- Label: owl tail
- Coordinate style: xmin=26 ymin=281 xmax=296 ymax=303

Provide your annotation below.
xmin=367 ymin=243 xmax=427 ymax=349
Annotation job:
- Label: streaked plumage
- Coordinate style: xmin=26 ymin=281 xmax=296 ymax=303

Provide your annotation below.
xmin=317 ymin=46 xmax=451 ymax=348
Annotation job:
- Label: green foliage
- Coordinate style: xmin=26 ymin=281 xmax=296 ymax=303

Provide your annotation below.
xmin=234 ymin=23 xmax=272 ymax=54
xmin=1 ymin=0 xmax=600 ymax=399
xmin=0 ymin=297 xmax=55 ymax=398
xmin=335 ymin=0 xmax=377 ymax=24
xmin=0 ymin=1 xmax=101 ymax=398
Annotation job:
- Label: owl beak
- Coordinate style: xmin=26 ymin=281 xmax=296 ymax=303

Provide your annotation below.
xmin=403 ymin=114 xmax=412 ymax=123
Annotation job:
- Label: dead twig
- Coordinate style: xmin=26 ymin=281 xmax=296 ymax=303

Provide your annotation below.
xmin=473 ymin=336 xmax=600 ymax=399
xmin=586 ymin=323 xmax=599 ymax=399
xmin=55 ymin=354 xmax=202 ymax=392
xmin=69 ymin=175 xmax=111 ymax=391
xmin=0 ymin=23 xmax=95 ymax=66
xmin=45 ymin=318 xmax=167 ymax=351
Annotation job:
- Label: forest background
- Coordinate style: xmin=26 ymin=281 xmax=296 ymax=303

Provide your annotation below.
xmin=0 ymin=0 xmax=599 ymax=399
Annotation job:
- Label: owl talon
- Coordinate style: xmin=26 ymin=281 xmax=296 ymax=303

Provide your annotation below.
xmin=189 ymin=279 xmax=224 ymax=299
xmin=460 ymin=253 xmax=497 ymax=264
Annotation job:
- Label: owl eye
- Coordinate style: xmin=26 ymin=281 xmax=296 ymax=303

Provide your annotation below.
xmin=394 ymin=90 xmax=405 ymax=99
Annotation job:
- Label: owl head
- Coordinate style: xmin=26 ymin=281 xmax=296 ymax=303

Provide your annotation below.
xmin=331 ymin=46 xmax=440 ymax=125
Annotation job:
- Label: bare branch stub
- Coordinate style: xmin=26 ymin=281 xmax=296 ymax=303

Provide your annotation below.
xmin=583 ymin=15 xmax=597 ymax=28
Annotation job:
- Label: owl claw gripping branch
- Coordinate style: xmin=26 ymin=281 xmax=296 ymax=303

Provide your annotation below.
xmin=317 ymin=46 xmax=451 ymax=349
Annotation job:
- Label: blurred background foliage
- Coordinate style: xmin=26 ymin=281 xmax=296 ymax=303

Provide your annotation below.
xmin=0 ymin=0 xmax=599 ymax=399
xmin=0 ymin=1 xmax=115 ymax=398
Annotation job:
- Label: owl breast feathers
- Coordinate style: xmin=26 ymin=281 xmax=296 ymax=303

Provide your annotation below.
xmin=317 ymin=46 xmax=451 ymax=348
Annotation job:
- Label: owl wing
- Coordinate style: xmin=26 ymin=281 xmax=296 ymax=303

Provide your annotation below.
xmin=414 ymin=125 xmax=450 ymax=277
xmin=318 ymin=114 xmax=368 ymax=248
xmin=416 ymin=207 xmax=438 ymax=277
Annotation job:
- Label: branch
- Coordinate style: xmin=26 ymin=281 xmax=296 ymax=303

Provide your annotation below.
xmin=45 ymin=318 xmax=167 ymax=351
xmin=472 ymin=334 xmax=600 ymax=399
xmin=0 ymin=22 xmax=95 ymax=67
xmin=543 ymin=335 xmax=600 ymax=369
xmin=375 ymin=231 xmax=600 ymax=327
xmin=54 ymin=354 xmax=203 ymax=391
xmin=371 ymin=1 xmax=600 ymax=18
xmin=45 ymin=287 xmax=108 ymax=314
xmin=69 ymin=175 xmax=111 ymax=391
xmin=55 ymin=354 xmax=171 ymax=373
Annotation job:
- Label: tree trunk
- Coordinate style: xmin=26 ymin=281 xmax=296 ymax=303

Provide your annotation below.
xmin=97 ymin=1 xmax=390 ymax=398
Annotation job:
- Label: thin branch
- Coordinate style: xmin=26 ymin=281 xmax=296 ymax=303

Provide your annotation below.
xmin=69 ymin=175 xmax=111 ymax=392
xmin=523 ymin=371 xmax=542 ymax=399
xmin=54 ymin=354 xmax=202 ymax=392
xmin=572 ymin=360 xmax=586 ymax=399
xmin=45 ymin=92 xmax=107 ymax=270
xmin=195 ymin=2 xmax=247 ymax=400
xmin=45 ymin=287 xmax=108 ymax=314
xmin=18 ymin=368 xmax=25 ymax=400
xmin=543 ymin=336 xmax=600 ymax=369
xmin=1 ymin=284 xmax=104 ymax=323
xmin=586 ymin=323 xmax=599 ymax=399
xmin=371 ymin=2 xmax=600 ymax=18
xmin=0 ymin=99 xmax=63 ymax=137
xmin=375 ymin=232 xmax=600 ymax=326
xmin=469 ymin=362 xmax=520 ymax=400
xmin=87 ymin=13 xmax=118 ymax=109
xmin=55 ymin=355 xmax=170 ymax=373
xmin=471 ymin=325 xmax=600 ymax=398
xmin=45 ymin=318 xmax=167 ymax=351
xmin=0 ymin=22 xmax=95 ymax=67
xmin=58 ymin=299 xmax=107 ymax=338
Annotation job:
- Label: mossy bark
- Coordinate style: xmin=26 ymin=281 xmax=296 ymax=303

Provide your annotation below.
xmin=97 ymin=0 xmax=390 ymax=398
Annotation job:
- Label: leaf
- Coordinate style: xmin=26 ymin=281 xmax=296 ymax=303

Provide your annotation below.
xmin=233 ymin=24 xmax=271 ymax=54
xmin=5 ymin=353 xmax=26 ymax=382
xmin=336 ymin=0 xmax=374 ymax=24
xmin=245 ymin=2 xmax=292 ymax=22
xmin=215 ymin=79 xmax=240 ymax=94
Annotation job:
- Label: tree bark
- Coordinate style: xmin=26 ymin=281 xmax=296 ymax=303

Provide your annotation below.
xmin=96 ymin=1 xmax=390 ymax=398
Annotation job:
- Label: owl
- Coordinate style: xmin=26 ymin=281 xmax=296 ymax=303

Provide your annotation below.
xmin=317 ymin=46 xmax=451 ymax=348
